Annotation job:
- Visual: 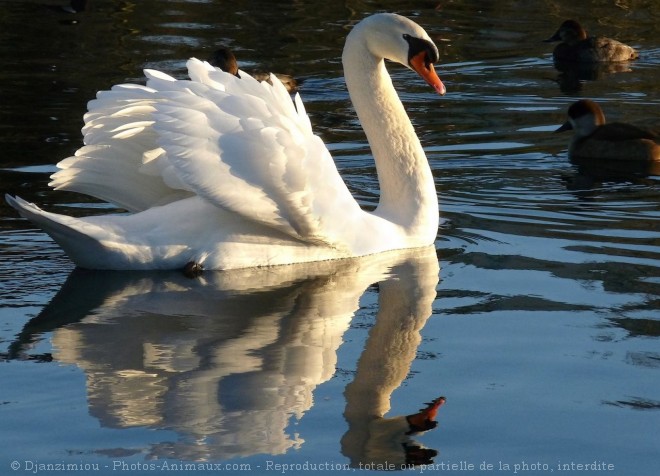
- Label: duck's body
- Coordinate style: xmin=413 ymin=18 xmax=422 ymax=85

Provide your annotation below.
xmin=210 ymin=48 xmax=298 ymax=92
xmin=7 ymin=13 xmax=445 ymax=271
xmin=556 ymin=99 xmax=659 ymax=162
xmin=544 ymin=20 xmax=638 ymax=63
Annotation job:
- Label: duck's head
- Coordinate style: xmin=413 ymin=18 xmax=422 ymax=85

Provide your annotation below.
xmin=555 ymin=99 xmax=606 ymax=137
xmin=209 ymin=48 xmax=240 ymax=77
xmin=544 ymin=20 xmax=588 ymax=45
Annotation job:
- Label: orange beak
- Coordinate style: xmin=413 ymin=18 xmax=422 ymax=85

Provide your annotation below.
xmin=410 ymin=51 xmax=446 ymax=96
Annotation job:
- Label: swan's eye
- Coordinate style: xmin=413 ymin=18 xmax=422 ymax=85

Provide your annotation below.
xmin=404 ymin=35 xmax=439 ymax=68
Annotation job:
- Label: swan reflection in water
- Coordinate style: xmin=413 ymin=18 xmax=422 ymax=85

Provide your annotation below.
xmin=11 ymin=246 xmax=444 ymax=464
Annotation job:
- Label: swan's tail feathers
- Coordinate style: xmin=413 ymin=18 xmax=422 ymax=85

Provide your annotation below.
xmin=5 ymin=195 xmax=108 ymax=268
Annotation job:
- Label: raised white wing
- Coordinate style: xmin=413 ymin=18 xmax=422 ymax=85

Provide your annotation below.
xmin=51 ymin=82 xmax=194 ymax=212
xmin=51 ymin=58 xmax=362 ymax=248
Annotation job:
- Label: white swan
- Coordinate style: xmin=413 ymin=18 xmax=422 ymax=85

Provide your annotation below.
xmin=6 ymin=13 xmax=445 ymax=271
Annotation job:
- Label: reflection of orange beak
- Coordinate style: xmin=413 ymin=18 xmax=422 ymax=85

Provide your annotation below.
xmin=410 ymin=51 xmax=446 ymax=96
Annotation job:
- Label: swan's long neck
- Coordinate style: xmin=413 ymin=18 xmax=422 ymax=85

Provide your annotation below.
xmin=342 ymin=36 xmax=438 ymax=239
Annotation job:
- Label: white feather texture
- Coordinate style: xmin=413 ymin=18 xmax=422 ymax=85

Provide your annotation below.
xmin=7 ymin=13 xmax=441 ymax=270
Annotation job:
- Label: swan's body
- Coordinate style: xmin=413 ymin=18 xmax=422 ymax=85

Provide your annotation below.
xmin=7 ymin=13 xmax=445 ymax=271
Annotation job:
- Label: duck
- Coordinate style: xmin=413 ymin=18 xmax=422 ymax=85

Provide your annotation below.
xmin=208 ymin=48 xmax=240 ymax=75
xmin=6 ymin=13 xmax=446 ymax=271
xmin=544 ymin=20 xmax=638 ymax=63
xmin=555 ymin=99 xmax=659 ymax=161
xmin=209 ymin=48 xmax=299 ymax=92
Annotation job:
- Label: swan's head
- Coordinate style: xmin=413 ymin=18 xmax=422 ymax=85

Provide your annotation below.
xmin=349 ymin=13 xmax=445 ymax=95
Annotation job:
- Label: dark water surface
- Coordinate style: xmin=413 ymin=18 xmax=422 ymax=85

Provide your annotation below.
xmin=1 ymin=1 xmax=659 ymax=475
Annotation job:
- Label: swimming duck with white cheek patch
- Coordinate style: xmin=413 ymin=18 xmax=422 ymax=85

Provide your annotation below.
xmin=544 ymin=20 xmax=638 ymax=63
xmin=556 ymin=99 xmax=659 ymax=162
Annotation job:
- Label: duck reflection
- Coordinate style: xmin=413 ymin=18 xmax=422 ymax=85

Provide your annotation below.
xmin=10 ymin=246 xmax=441 ymax=462
xmin=561 ymin=155 xmax=660 ymax=195
xmin=553 ymin=62 xmax=633 ymax=94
